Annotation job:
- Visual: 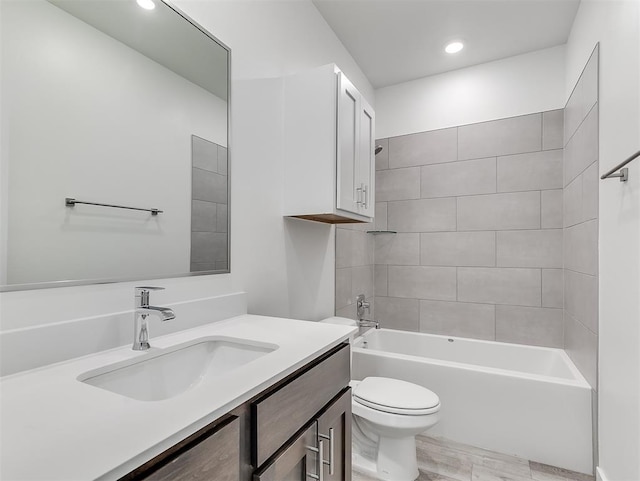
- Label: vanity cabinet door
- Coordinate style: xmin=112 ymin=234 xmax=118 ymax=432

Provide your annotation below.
xmin=317 ymin=389 xmax=352 ymax=481
xmin=132 ymin=416 xmax=240 ymax=481
xmin=253 ymin=422 xmax=320 ymax=481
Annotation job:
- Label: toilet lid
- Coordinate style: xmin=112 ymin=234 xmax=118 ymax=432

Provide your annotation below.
xmin=353 ymin=377 xmax=440 ymax=415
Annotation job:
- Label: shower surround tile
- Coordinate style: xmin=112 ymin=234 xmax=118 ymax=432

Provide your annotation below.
xmin=388 ymin=198 xmax=457 ymax=232
xmin=564 ymin=314 xmax=598 ymax=389
xmin=337 ymin=101 xmax=601 ymax=361
xmin=374 ymin=265 xmax=388 ymax=297
xmin=375 ymin=138 xmax=389 ymax=170
xmin=565 ymin=270 xmax=598 ymax=334
xmin=496 ymin=230 xmax=563 ymax=268
xmin=495 ymin=305 xmax=563 ymax=348
xmin=564 ymin=176 xmax=583 ymax=227
xmin=335 ymin=267 xmax=352 ymax=310
xmin=542 ymin=269 xmax=563 ymax=309
xmin=374 ymin=202 xmax=388 ymax=230
xmin=376 ymin=167 xmax=421 ymax=201
xmin=374 ymin=296 xmax=420 ymax=331
xmin=497 ymin=150 xmax=563 ymax=192
xmin=542 ymin=109 xmax=564 ymax=151
xmin=564 ymin=220 xmax=598 ymax=276
xmin=457 ymin=113 xmax=542 ymax=161
xmin=352 ymin=265 xmax=374 ymax=300
xmin=388 ymin=127 xmax=457 ymax=168
xmin=458 ymin=268 xmax=541 ymax=307
xmin=541 ymin=189 xmax=563 ymax=228
xmin=420 ymin=157 xmax=496 ymax=198
xmin=375 ymin=233 xmax=420 ymax=265
xmin=420 ymin=232 xmax=496 ymax=267
xmin=457 ymin=192 xmax=541 ymax=231
xmin=419 ymin=300 xmax=495 ymax=341
xmin=388 ymin=266 xmax=457 ymax=301
xmin=564 ymin=105 xmax=598 ymax=186
xmin=563 ymin=46 xmax=599 ymax=389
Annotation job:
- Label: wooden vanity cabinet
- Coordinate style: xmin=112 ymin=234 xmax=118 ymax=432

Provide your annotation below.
xmin=122 ymin=415 xmax=240 ymax=481
xmin=122 ymin=342 xmax=351 ymax=481
xmin=253 ymin=389 xmax=352 ymax=481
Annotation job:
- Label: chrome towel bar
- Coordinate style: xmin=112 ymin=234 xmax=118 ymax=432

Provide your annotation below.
xmin=601 ymin=149 xmax=639 ymax=182
xmin=65 ymin=197 xmax=162 ymax=215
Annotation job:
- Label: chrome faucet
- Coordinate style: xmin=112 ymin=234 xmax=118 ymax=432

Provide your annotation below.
xmin=356 ymin=294 xmax=380 ymax=329
xmin=133 ymin=287 xmax=175 ymax=351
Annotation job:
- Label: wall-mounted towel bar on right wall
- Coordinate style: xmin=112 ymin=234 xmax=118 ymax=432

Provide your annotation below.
xmin=601 ymin=149 xmax=640 ymax=182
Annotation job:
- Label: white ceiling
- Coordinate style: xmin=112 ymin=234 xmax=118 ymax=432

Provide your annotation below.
xmin=312 ymin=0 xmax=580 ymax=89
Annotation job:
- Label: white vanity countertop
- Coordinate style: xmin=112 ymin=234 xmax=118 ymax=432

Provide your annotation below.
xmin=0 ymin=315 xmax=356 ymax=481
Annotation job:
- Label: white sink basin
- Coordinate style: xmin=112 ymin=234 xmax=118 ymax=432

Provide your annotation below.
xmin=78 ymin=337 xmax=278 ymax=401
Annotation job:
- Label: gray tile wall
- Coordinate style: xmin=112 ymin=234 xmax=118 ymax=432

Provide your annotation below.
xmin=563 ymin=47 xmax=599 ymax=389
xmin=373 ymin=110 xmax=565 ymax=348
xmin=335 ymin=222 xmax=375 ymax=320
xmin=191 ymin=135 xmax=229 ymax=272
xmin=333 ymin=51 xmax=600 ymax=382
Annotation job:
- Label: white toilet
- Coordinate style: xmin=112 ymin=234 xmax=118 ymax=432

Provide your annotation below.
xmin=321 ymin=317 xmax=441 ymax=481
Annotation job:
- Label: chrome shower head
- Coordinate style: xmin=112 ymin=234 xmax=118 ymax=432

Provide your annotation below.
xmin=375 ymin=145 xmax=383 ymax=155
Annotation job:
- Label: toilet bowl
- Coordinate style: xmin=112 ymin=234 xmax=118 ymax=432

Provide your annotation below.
xmin=351 ymin=377 xmax=440 ymax=481
xmin=320 ymin=317 xmax=441 ymax=481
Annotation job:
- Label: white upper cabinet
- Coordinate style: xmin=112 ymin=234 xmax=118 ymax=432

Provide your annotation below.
xmin=283 ymin=64 xmax=375 ymax=224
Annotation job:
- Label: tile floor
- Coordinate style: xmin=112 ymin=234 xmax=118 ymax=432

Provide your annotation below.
xmin=352 ymin=435 xmax=595 ymax=481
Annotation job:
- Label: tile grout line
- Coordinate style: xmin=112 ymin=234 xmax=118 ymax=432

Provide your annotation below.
xmin=384 ymin=186 xmax=562 ymax=203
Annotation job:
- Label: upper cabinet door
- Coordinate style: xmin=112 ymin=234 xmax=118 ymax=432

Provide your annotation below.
xmin=336 ymin=72 xmax=360 ymax=215
xmin=358 ymin=99 xmax=375 ymax=218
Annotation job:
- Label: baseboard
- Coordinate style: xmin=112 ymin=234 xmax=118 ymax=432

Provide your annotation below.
xmin=596 ymin=466 xmax=608 ymax=481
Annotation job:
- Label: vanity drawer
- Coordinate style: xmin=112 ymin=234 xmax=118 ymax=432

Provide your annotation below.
xmin=124 ymin=415 xmax=240 ymax=481
xmin=252 ymin=342 xmax=350 ymax=467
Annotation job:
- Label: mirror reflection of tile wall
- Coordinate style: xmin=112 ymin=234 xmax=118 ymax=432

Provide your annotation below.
xmin=191 ymin=135 xmax=229 ymax=272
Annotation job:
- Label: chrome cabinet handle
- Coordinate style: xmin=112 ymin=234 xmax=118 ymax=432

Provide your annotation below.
xmin=319 ymin=428 xmax=335 ymax=475
xmin=306 ymin=439 xmax=324 ymax=481
xmin=362 ymin=185 xmax=368 ymax=209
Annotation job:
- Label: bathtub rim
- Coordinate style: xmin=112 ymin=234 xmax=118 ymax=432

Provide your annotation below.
xmin=352 ymin=329 xmax=591 ymax=389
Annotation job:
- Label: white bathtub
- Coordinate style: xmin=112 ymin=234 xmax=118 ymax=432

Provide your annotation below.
xmin=352 ymin=328 xmax=593 ymax=475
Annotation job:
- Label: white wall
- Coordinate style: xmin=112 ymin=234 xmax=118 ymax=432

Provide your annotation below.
xmin=174 ymin=0 xmax=374 ymax=320
xmin=376 ymin=45 xmax=565 ymax=138
xmin=565 ymin=2 xmax=640 ymax=481
xmin=1 ymin=0 xmax=227 ymax=285
xmin=0 ymin=0 xmax=372 ymax=362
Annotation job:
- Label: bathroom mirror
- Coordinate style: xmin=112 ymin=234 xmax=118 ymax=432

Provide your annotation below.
xmin=0 ymin=0 xmax=230 ymax=290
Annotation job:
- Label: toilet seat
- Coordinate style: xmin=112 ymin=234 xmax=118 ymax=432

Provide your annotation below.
xmin=353 ymin=377 xmax=440 ymax=416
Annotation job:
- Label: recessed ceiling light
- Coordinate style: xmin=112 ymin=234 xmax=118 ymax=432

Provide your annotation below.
xmin=136 ymin=0 xmax=156 ymax=10
xmin=445 ymin=41 xmax=464 ymax=54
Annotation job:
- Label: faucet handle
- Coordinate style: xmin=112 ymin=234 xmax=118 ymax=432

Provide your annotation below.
xmin=135 ymin=286 xmax=165 ymax=308
xmin=135 ymin=286 xmax=165 ymax=292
